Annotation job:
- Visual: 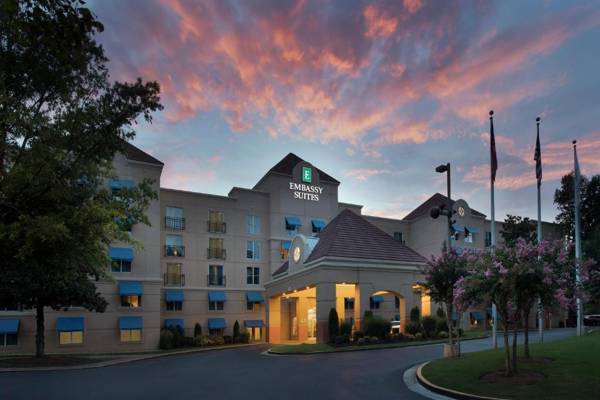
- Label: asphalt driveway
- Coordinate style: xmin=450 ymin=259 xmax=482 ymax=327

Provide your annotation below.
xmin=0 ymin=329 xmax=575 ymax=400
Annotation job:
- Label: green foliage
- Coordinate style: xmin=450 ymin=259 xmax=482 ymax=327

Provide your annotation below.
xmin=0 ymin=0 xmax=162 ymax=357
xmin=363 ymin=316 xmax=391 ymax=339
xmin=422 ymin=316 xmax=437 ymax=338
xmin=328 ymin=308 xmax=340 ymax=341
xmin=406 ymin=321 xmax=422 ymax=335
xmin=194 ymin=323 xmax=202 ymax=337
xmin=436 ymin=318 xmax=448 ymax=333
xmin=233 ymin=320 xmax=240 ymax=338
xmin=363 ymin=310 xmax=373 ymax=320
xmin=159 ymin=330 xmax=174 ymax=350
xmin=410 ymin=306 xmax=421 ymax=322
xmin=501 ymin=214 xmax=537 ymax=246
xmin=340 ymin=321 xmax=352 ymax=336
xmin=238 ymin=331 xmax=250 ymax=344
xmin=436 ymin=307 xmax=446 ymax=319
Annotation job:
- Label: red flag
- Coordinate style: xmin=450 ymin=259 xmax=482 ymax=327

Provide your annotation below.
xmin=490 ymin=111 xmax=497 ymax=183
xmin=534 ymin=117 xmax=542 ymax=187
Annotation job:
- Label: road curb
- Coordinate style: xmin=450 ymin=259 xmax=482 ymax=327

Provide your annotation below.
xmin=0 ymin=343 xmax=263 ymax=373
xmin=416 ymin=361 xmax=508 ymax=400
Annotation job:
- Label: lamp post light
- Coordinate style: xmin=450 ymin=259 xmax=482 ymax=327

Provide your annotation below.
xmin=430 ymin=163 xmax=453 ymax=249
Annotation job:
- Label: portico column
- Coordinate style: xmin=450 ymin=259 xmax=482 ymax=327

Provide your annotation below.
xmin=316 ymin=282 xmax=336 ymax=343
xmin=354 ymin=283 xmax=374 ymax=332
xmin=268 ymin=295 xmax=281 ymax=344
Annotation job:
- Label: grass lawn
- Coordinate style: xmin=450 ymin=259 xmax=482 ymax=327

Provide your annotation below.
xmin=270 ymin=331 xmax=488 ymax=354
xmin=422 ymin=331 xmax=600 ymax=400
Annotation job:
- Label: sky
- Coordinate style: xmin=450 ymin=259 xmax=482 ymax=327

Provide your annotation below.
xmin=89 ymin=0 xmax=600 ymax=222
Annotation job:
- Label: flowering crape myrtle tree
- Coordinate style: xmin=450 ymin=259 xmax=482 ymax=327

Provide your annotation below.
xmin=422 ymin=246 xmax=472 ymax=357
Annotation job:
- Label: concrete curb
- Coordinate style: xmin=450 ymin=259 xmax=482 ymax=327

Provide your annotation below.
xmin=403 ymin=364 xmax=455 ymax=400
xmin=416 ymin=361 xmax=508 ymax=400
xmin=267 ymin=335 xmax=489 ymax=355
xmin=0 ymin=343 xmax=263 ymax=373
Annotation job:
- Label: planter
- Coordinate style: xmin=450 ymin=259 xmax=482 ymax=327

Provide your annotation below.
xmin=443 ymin=343 xmax=458 ymax=357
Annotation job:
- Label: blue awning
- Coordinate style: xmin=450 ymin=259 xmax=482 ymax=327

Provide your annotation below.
xmin=465 ymin=226 xmax=479 ymax=234
xmin=451 ymin=224 xmax=464 ymax=232
xmin=111 ymin=179 xmax=135 ymax=190
xmin=285 ymin=216 xmax=302 ymax=227
xmin=244 ymin=320 xmax=264 ymax=328
xmin=208 ymin=318 xmax=226 ymax=330
xmin=56 ymin=317 xmax=84 ymax=332
xmin=208 ymin=291 xmax=226 ymax=302
xmin=246 ymin=292 xmax=264 ymax=303
xmin=311 ymin=219 xmax=326 ymax=230
xmin=0 ymin=319 xmax=19 ymax=334
xmin=371 ymin=296 xmax=384 ymax=303
xmin=109 ymin=247 xmax=134 ymax=261
xmin=470 ymin=311 xmax=484 ymax=320
xmin=119 ymin=281 xmax=143 ymax=296
xmin=281 ymin=240 xmax=291 ymax=250
xmin=119 ymin=316 xmax=143 ymax=330
xmin=165 ymin=290 xmax=184 ymax=302
xmin=165 ymin=319 xmax=184 ymax=329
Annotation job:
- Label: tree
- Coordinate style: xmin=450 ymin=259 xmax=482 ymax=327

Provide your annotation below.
xmin=422 ymin=246 xmax=471 ymax=357
xmin=0 ymin=0 xmax=162 ymax=356
xmin=409 ymin=306 xmax=420 ymax=322
xmin=233 ymin=320 xmax=240 ymax=338
xmin=328 ymin=308 xmax=339 ymax=341
xmin=194 ymin=323 xmax=202 ymax=337
xmin=500 ymin=214 xmax=536 ymax=246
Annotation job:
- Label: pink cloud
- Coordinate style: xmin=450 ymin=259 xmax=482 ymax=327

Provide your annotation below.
xmin=345 ymin=168 xmax=391 ymax=181
xmin=363 ymin=4 xmax=398 ymax=38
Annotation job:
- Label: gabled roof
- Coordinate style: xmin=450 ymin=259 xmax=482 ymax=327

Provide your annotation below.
xmin=403 ymin=193 xmax=486 ymax=221
xmin=258 ymin=153 xmax=339 ymax=186
xmin=122 ymin=140 xmax=164 ymax=166
xmin=305 ymin=209 xmax=426 ymax=264
xmin=272 ymin=261 xmax=289 ymax=277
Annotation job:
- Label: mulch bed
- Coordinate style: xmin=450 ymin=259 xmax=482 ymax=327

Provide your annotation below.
xmin=0 ymin=356 xmax=113 ymax=368
xmin=480 ymin=369 xmax=545 ymax=385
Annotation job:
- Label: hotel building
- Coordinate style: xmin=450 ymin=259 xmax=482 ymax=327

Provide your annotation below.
xmin=0 ymin=143 xmax=561 ymax=353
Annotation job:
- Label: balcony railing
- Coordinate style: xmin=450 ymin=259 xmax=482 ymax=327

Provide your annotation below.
xmin=164 ymin=273 xmax=185 ymax=287
xmin=207 ymin=221 xmax=226 ymax=233
xmin=207 ymin=274 xmax=226 ymax=287
xmin=207 ymin=247 xmax=226 ymax=260
xmin=165 ymin=245 xmax=185 ymax=257
xmin=165 ymin=217 xmax=185 ymax=231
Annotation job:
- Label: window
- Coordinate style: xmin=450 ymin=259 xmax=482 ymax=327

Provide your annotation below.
xmin=246 ymin=267 xmax=260 ymax=285
xmin=370 ymin=298 xmax=381 ymax=310
xmin=247 ymin=215 xmax=261 ymax=235
xmin=209 ymin=301 xmax=224 ymax=311
xmin=166 ymin=301 xmax=182 ymax=311
xmin=165 ymin=263 xmax=183 ymax=286
xmin=208 ymin=265 xmax=225 ymax=286
xmin=208 ymin=238 xmax=225 ymax=259
xmin=208 ymin=211 xmax=226 ymax=233
xmin=121 ymin=295 xmax=141 ymax=308
xmin=485 ymin=231 xmax=492 ymax=247
xmin=165 ymin=234 xmax=185 ymax=257
xmin=281 ymin=241 xmax=291 ymax=260
xmin=59 ymin=331 xmax=83 ymax=345
xmin=1 ymin=333 xmax=18 ymax=347
xmin=344 ymin=297 xmax=354 ymax=311
xmin=393 ymin=232 xmax=403 ymax=242
xmin=165 ymin=207 xmax=185 ymax=230
xmin=120 ymin=329 xmax=142 ymax=342
xmin=395 ymin=296 xmax=400 ymax=309
xmin=247 ymin=301 xmax=255 ymax=311
xmin=111 ymin=259 xmax=131 ymax=273
xmin=246 ymin=240 xmax=260 ymax=260
xmin=464 ymin=232 xmax=473 ymax=243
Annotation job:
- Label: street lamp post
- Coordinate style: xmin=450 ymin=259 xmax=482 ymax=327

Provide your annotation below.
xmin=434 ymin=163 xmax=452 ymax=249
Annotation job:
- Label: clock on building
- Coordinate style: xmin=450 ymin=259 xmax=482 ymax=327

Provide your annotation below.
xmin=458 ymin=206 xmax=465 ymax=217
xmin=293 ymin=246 xmax=302 ymax=263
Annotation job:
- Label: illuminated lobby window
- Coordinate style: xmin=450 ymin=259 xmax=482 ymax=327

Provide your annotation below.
xmin=59 ymin=331 xmax=83 ymax=345
xmin=121 ymin=295 xmax=141 ymax=308
xmin=120 ymin=329 xmax=142 ymax=342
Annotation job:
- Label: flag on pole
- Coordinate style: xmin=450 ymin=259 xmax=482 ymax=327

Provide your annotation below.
xmin=535 ymin=117 xmax=542 ymax=187
xmin=574 ymin=141 xmax=581 ymax=204
xmin=490 ymin=111 xmax=497 ymax=183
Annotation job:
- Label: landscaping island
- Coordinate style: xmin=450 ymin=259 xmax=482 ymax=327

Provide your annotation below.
xmin=421 ymin=332 xmax=600 ymax=400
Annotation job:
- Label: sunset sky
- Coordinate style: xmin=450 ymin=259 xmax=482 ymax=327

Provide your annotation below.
xmin=90 ymin=0 xmax=600 ymax=222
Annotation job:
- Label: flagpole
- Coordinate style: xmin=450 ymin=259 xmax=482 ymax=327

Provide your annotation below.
xmin=573 ymin=140 xmax=583 ymax=336
xmin=535 ymin=117 xmax=544 ymax=343
xmin=489 ymin=110 xmax=498 ymax=349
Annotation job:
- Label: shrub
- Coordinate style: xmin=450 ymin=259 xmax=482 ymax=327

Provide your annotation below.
xmin=212 ymin=335 xmax=225 ymax=346
xmin=340 ymin=321 xmax=352 ymax=336
xmin=415 ymin=332 xmax=424 ymax=340
xmin=194 ymin=323 xmax=202 ymax=337
xmin=342 ymin=334 xmax=350 ymax=344
xmin=438 ymin=331 xmax=448 ymax=339
xmin=159 ymin=329 xmax=174 ymax=350
xmin=328 ymin=308 xmax=340 ymax=342
xmin=370 ymin=336 xmax=380 ymax=344
xmin=357 ymin=337 xmax=367 ymax=345
xmin=223 ymin=335 xmax=233 ymax=344
xmin=436 ymin=308 xmax=446 ymax=319
xmin=404 ymin=333 xmax=415 ymax=341
xmin=405 ymin=321 xmax=422 ymax=335
xmin=238 ymin=331 xmax=250 ymax=344
xmin=352 ymin=331 xmax=364 ymax=341
xmin=363 ymin=316 xmax=391 ymax=339
xmin=436 ymin=318 xmax=448 ymax=333
xmin=233 ymin=320 xmax=240 ymax=338
xmin=410 ymin=306 xmax=420 ymax=322
xmin=363 ymin=310 xmax=373 ymax=320
xmin=181 ymin=336 xmax=194 ymax=347
xmin=198 ymin=335 xmax=212 ymax=346
xmin=333 ymin=335 xmax=345 ymax=346
xmin=422 ymin=316 xmax=437 ymax=338
xmin=193 ymin=335 xmax=203 ymax=347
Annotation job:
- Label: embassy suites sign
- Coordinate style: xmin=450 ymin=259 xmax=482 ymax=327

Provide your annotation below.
xmin=289 ymin=166 xmax=323 ymax=201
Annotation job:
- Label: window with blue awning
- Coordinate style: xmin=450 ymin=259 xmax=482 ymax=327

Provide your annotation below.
xmin=370 ymin=296 xmax=384 ymax=303
xmin=165 ymin=319 xmax=184 ymax=329
xmin=119 ymin=281 xmax=143 ymax=296
xmin=246 ymin=292 xmax=264 ymax=303
xmin=281 ymin=240 xmax=291 ymax=250
xmin=56 ymin=317 xmax=84 ymax=332
xmin=451 ymin=224 xmax=464 ymax=232
xmin=165 ymin=290 xmax=184 ymax=302
xmin=244 ymin=320 xmax=264 ymax=328
xmin=0 ymin=319 xmax=19 ymax=334
xmin=311 ymin=219 xmax=326 ymax=232
xmin=208 ymin=318 xmax=226 ymax=330
xmin=111 ymin=179 xmax=135 ymax=190
xmin=109 ymin=247 xmax=134 ymax=262
xmin=119 ymin=316 xmax=143 ymax=330
xmin=208 ymin=291 xmax=226 ymax=302
xmin=465 ymin=226 xmax=479 ymax=234
xmin=470 ymin=311 xmax=483 ymax=320
xmin=285 ymin=216 xmax=302 ymax=229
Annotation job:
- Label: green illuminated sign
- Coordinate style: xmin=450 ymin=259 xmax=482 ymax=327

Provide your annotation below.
xmin=302 ymin=167 xmax=312 ymax=183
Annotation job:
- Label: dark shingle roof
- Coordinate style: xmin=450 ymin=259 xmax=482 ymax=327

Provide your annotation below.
xmin=266 ymin=153 xmax=339 ymax=184
xmin=122 ymin=141 xmax=164 ymax=166
xmin=403 ymin=193 xmax=486 ymax=220
xmin=272 ymin=261 xmax=289 ymax=277
xmin=305 ymin=209 xmax=426 ymax=264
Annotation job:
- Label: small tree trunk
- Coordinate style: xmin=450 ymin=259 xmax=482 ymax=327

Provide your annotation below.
xmin=503 ymin=323 xmax=512 ymax=377
xmin=456 ymin=317 xmax=461 ymax=357
xmin=512 ymin=327 xmax=518 ymax=374
xmin=446 ymin=303 xmax=454 ymax=356
xmin=35 ymin=301 xmax=45 ymax=358
xmin=523 ymin=308 xmax=530 ymax=359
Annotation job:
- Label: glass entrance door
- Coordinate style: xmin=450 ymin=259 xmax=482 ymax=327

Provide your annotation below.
xmin=307 ymin=308 xmax=316 ymax=339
